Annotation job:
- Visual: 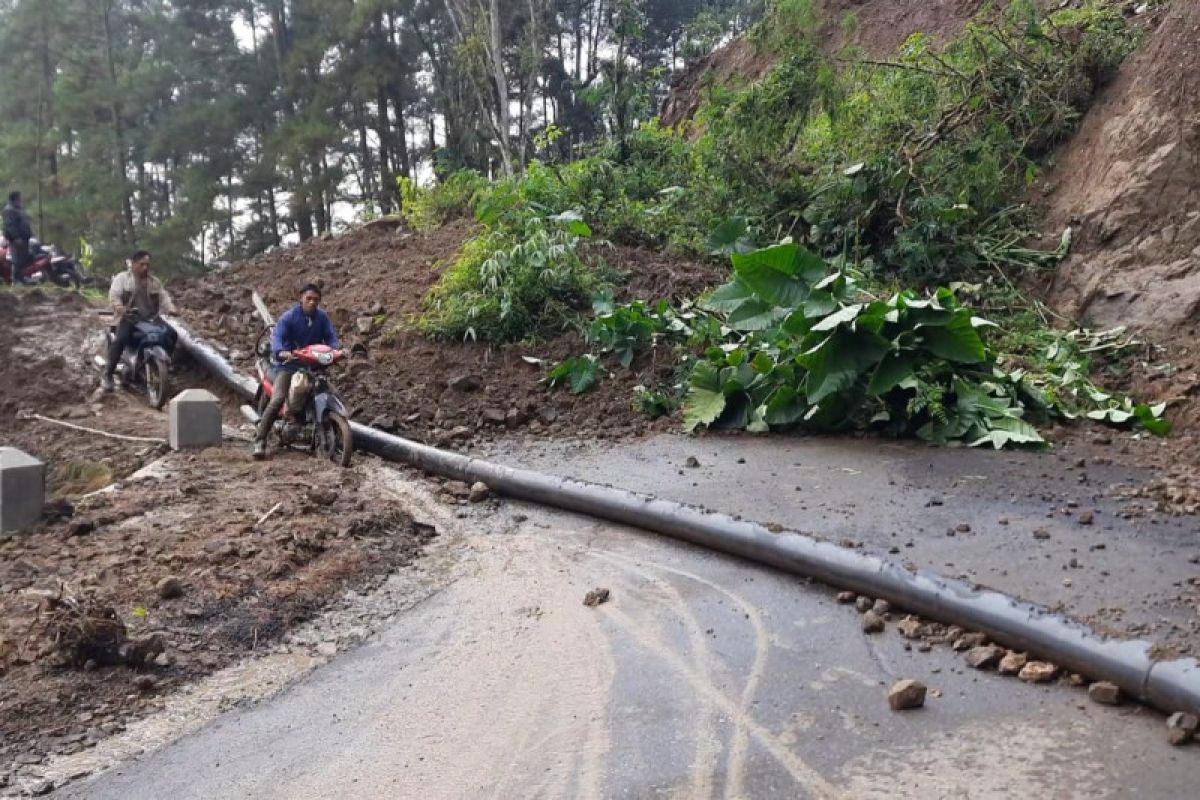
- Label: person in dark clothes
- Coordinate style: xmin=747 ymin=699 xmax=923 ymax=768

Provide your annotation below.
xmin=252 ymin=283 xmax=341 ymax=459
xmin=3 ymin=191 xmax=33 ymax=285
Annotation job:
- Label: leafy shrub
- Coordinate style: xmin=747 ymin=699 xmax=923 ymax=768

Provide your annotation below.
xmin=419 ymin=213 xmax=603 ymax=342
xmin=398 ymin=170 xmax=489 ymax=230
xmin=681 ymin=242 xmax=1167 ymax=445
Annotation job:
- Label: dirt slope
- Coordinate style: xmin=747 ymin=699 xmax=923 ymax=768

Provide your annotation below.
xmin=1044 ymin=1 xmax=1200 ymax=333
xmin=1038 ymin=1 xmax=1200 ymax=434
xmin=173 ymin=220 xmax=725 ymax=447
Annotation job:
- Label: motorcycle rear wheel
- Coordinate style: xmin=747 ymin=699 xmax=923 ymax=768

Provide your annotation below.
xmin=145 ymin=359 xmax=169 ymax=410
xmin=320 ymin=412 xmax=353 ymax=467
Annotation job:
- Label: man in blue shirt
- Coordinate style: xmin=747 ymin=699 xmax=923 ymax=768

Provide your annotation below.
xmin=253 ymin=283 xmax=342 ymax=459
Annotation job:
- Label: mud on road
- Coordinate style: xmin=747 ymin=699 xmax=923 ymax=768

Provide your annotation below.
xmin=0 ymin=289 xmax=442 ymax=790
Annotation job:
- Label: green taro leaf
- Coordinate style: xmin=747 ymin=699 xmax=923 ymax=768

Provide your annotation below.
xmin=727 ymin=298 xmax=791 ymax=331
xmin=684 ymin=361 xmax=728 ymax=432
xmin=867 ymin=350 xmax=919 ymax=396
xmin=917 ymin=312 xmax=988 ymax=363
xmin=763 ymin=385 xmax=807 ymax=426
xmin=701 ymin=279 xmax=756 ymax=315
xmin=706 ymin=216 xmax=756 ymax=255
xmin=798 ymin=329 xmax=889 ymax=404
xmin=731 ymin=243 xmax=828 ymax=309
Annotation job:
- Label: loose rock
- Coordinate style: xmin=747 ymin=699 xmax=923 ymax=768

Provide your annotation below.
xmin=861 ymin=610 xmax=885 ymax=634
xmin=871 ymin=599 xmax=891 ymax=615
xmin=685 ymin=456 xmax=701 ymax=468
xmin=952 ymin=632 xmax=987 ymax=652
xmin=156 ymin=576 xmax=185 ymax=600
xmin=133 ymin=674 xmax=157 ymax=691
xmin=965 ymin=645 xmax=1005 ymax=670
xmin=897 ymin=617 xmax=924 ymax=639
xmin=583 ymin=587 xmax=611 ymax=607
xmin=468 ymin=482 xmax=491 ymax=503
xmin=448 ymin=374 xmax=481 ymax=392
xmin=887 ymin=679 xmax=927 ymax=710
xmin=1087 ymin=681 xmax=1123 ymax=706
xmin=1166 ymin=712 xmax=1198 ymax=746
xmin=998 ymin=651 xmax=1028 ymax=676
xmin=1018 ymin=661 xmax=1061 ymax=683
xmin=1078 ymin=510 xmax=1095 ymax=525
xmin=835 ymin=591 xmax=856 ymax=604
xmin=855 ymin=596 xmax=873 ymax=613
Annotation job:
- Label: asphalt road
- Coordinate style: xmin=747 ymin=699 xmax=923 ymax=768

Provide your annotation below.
xmin=62 ymin=436 xmax=1199 ymax=798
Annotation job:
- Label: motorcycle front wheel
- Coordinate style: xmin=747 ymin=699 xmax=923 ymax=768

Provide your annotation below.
xmin=145 ymin=358 xmax=169 ymax=410
xmin=319 ymin=412 xmax=353 ymax=467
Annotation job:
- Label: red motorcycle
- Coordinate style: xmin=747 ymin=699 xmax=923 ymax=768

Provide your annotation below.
xmin=1 ymin=237 xmax=87 ymax=288
xmin=252 ymin=328 xmax=354 ymax=467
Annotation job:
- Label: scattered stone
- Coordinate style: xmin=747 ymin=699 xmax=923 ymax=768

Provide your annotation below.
xmin=887 ymin=679 xmax=927 ymax=710
xmin=999 ymin=651 xmax=1028 ymax=676
xmin=955 ymin=523 xmax=971 ymax=533
xmin=481 ymin=408 xmax=507 ymax=425
xmin=861 ymin=610 xmax=885 ymax=634
xmin=1018 ymin=661 xmax=1061 ymax=683
xmin=855 ymin=596 xmax=873 ymax=613
xmin=468 ymin=482 xmax=490 ymax=503
xmin=156 ymin=576 xmax=185 ymax=600
xmin=1033 ymin=529 xmax=1051 ymax=540
xmin=306 ymin=487 xmax=338 ymax=506
xmin=871 ymin=599 xmax=891 ymax=615
xmin=133 ymin=674 xmax=157 ymax=691
xmin=444 ymin=481 xmax=472 ymax=499
xmin=1078 ymin=510 xmax=1095 ymax=525
xmin=316 ymin=642 xmax=338 ymax=657
xmin=504 ymin=408 xmax=527 ymax=428
xmin=835 ymin=591 xmax=856 ymax=604
xmin=67 ymin=519 xmax=96 ymax=537
xmin=916 ymin=641 xmax=932 ymax=653
xmin=1087 ymin=681 xmax=1123 ymax=706
xmin=965 ymin=645 xmax=1005 ymax=670
xmin=153 ymin=651 xmax=172 ymax=668
xmin=28 ymin=779 xmax=54 ymax=796
xmin=685 ymin=456 xmax=701 ymax=468
xmin=1166 ymin=712 xmax=1198 ymax=746
xmin=897 ymin=617 xmax=924 ymax=639
xmin=369 ymin=415 xmax=397 ymax=432
xmin=448 ymin=374 xmax=481 ymax=392
xmin=355 ymin=316 xmax=375 ymax=335
xmin=583 ymin=587 xmax=611 ymax=607
xmin=952 ymin=632 xmax=987 ymax=652
xmin=1067 ymin=673 xmax=1087 ymax=687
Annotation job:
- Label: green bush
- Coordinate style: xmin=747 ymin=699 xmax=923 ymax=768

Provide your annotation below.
xmin=398 ymin=170 xmax=489 ymax=230
xmin=419 ymin=212 xmax=604 ymax=342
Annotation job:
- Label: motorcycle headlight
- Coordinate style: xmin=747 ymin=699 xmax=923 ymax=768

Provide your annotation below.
xmin=317 ymin=351 xmax=333 ymax=366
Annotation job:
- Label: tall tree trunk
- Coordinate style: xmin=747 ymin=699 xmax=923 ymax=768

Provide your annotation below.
xmin=487 ymin=0 xmax=514 ymax=176
xmin=101 ymin=0 xmax=134 ymax=243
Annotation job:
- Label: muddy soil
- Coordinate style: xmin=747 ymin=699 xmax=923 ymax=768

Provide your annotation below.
xmin=0 ymin=289 xmax=240 ymax=497
xmin=0 ymin=446 xmax=436 ymax=781
xmin=172 ymin=220 xmax=725 ymax=449
xmin=0 ymin=289 xmax=440 ymax=783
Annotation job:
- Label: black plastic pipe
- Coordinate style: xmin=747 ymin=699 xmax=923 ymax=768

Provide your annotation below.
xmin=172 ymin=318 xmax=1200 ymax=717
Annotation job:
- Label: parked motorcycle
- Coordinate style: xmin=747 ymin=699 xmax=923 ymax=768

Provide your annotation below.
xmin=252 ymin=326 xmax=354 ymax=467
xmin=105 ymin=310 xmax=173 ymax=409
xmin=1 ymin=237 xmax=88 ymax=288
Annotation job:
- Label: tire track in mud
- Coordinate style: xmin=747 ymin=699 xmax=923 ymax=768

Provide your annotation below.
xmin=588 ymin=550 xmax=723 ymax=798
xmin=598 ymin=599 xmax=843 ymax=798
xmin=600 ymin=551 xmax=773 ymax=800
